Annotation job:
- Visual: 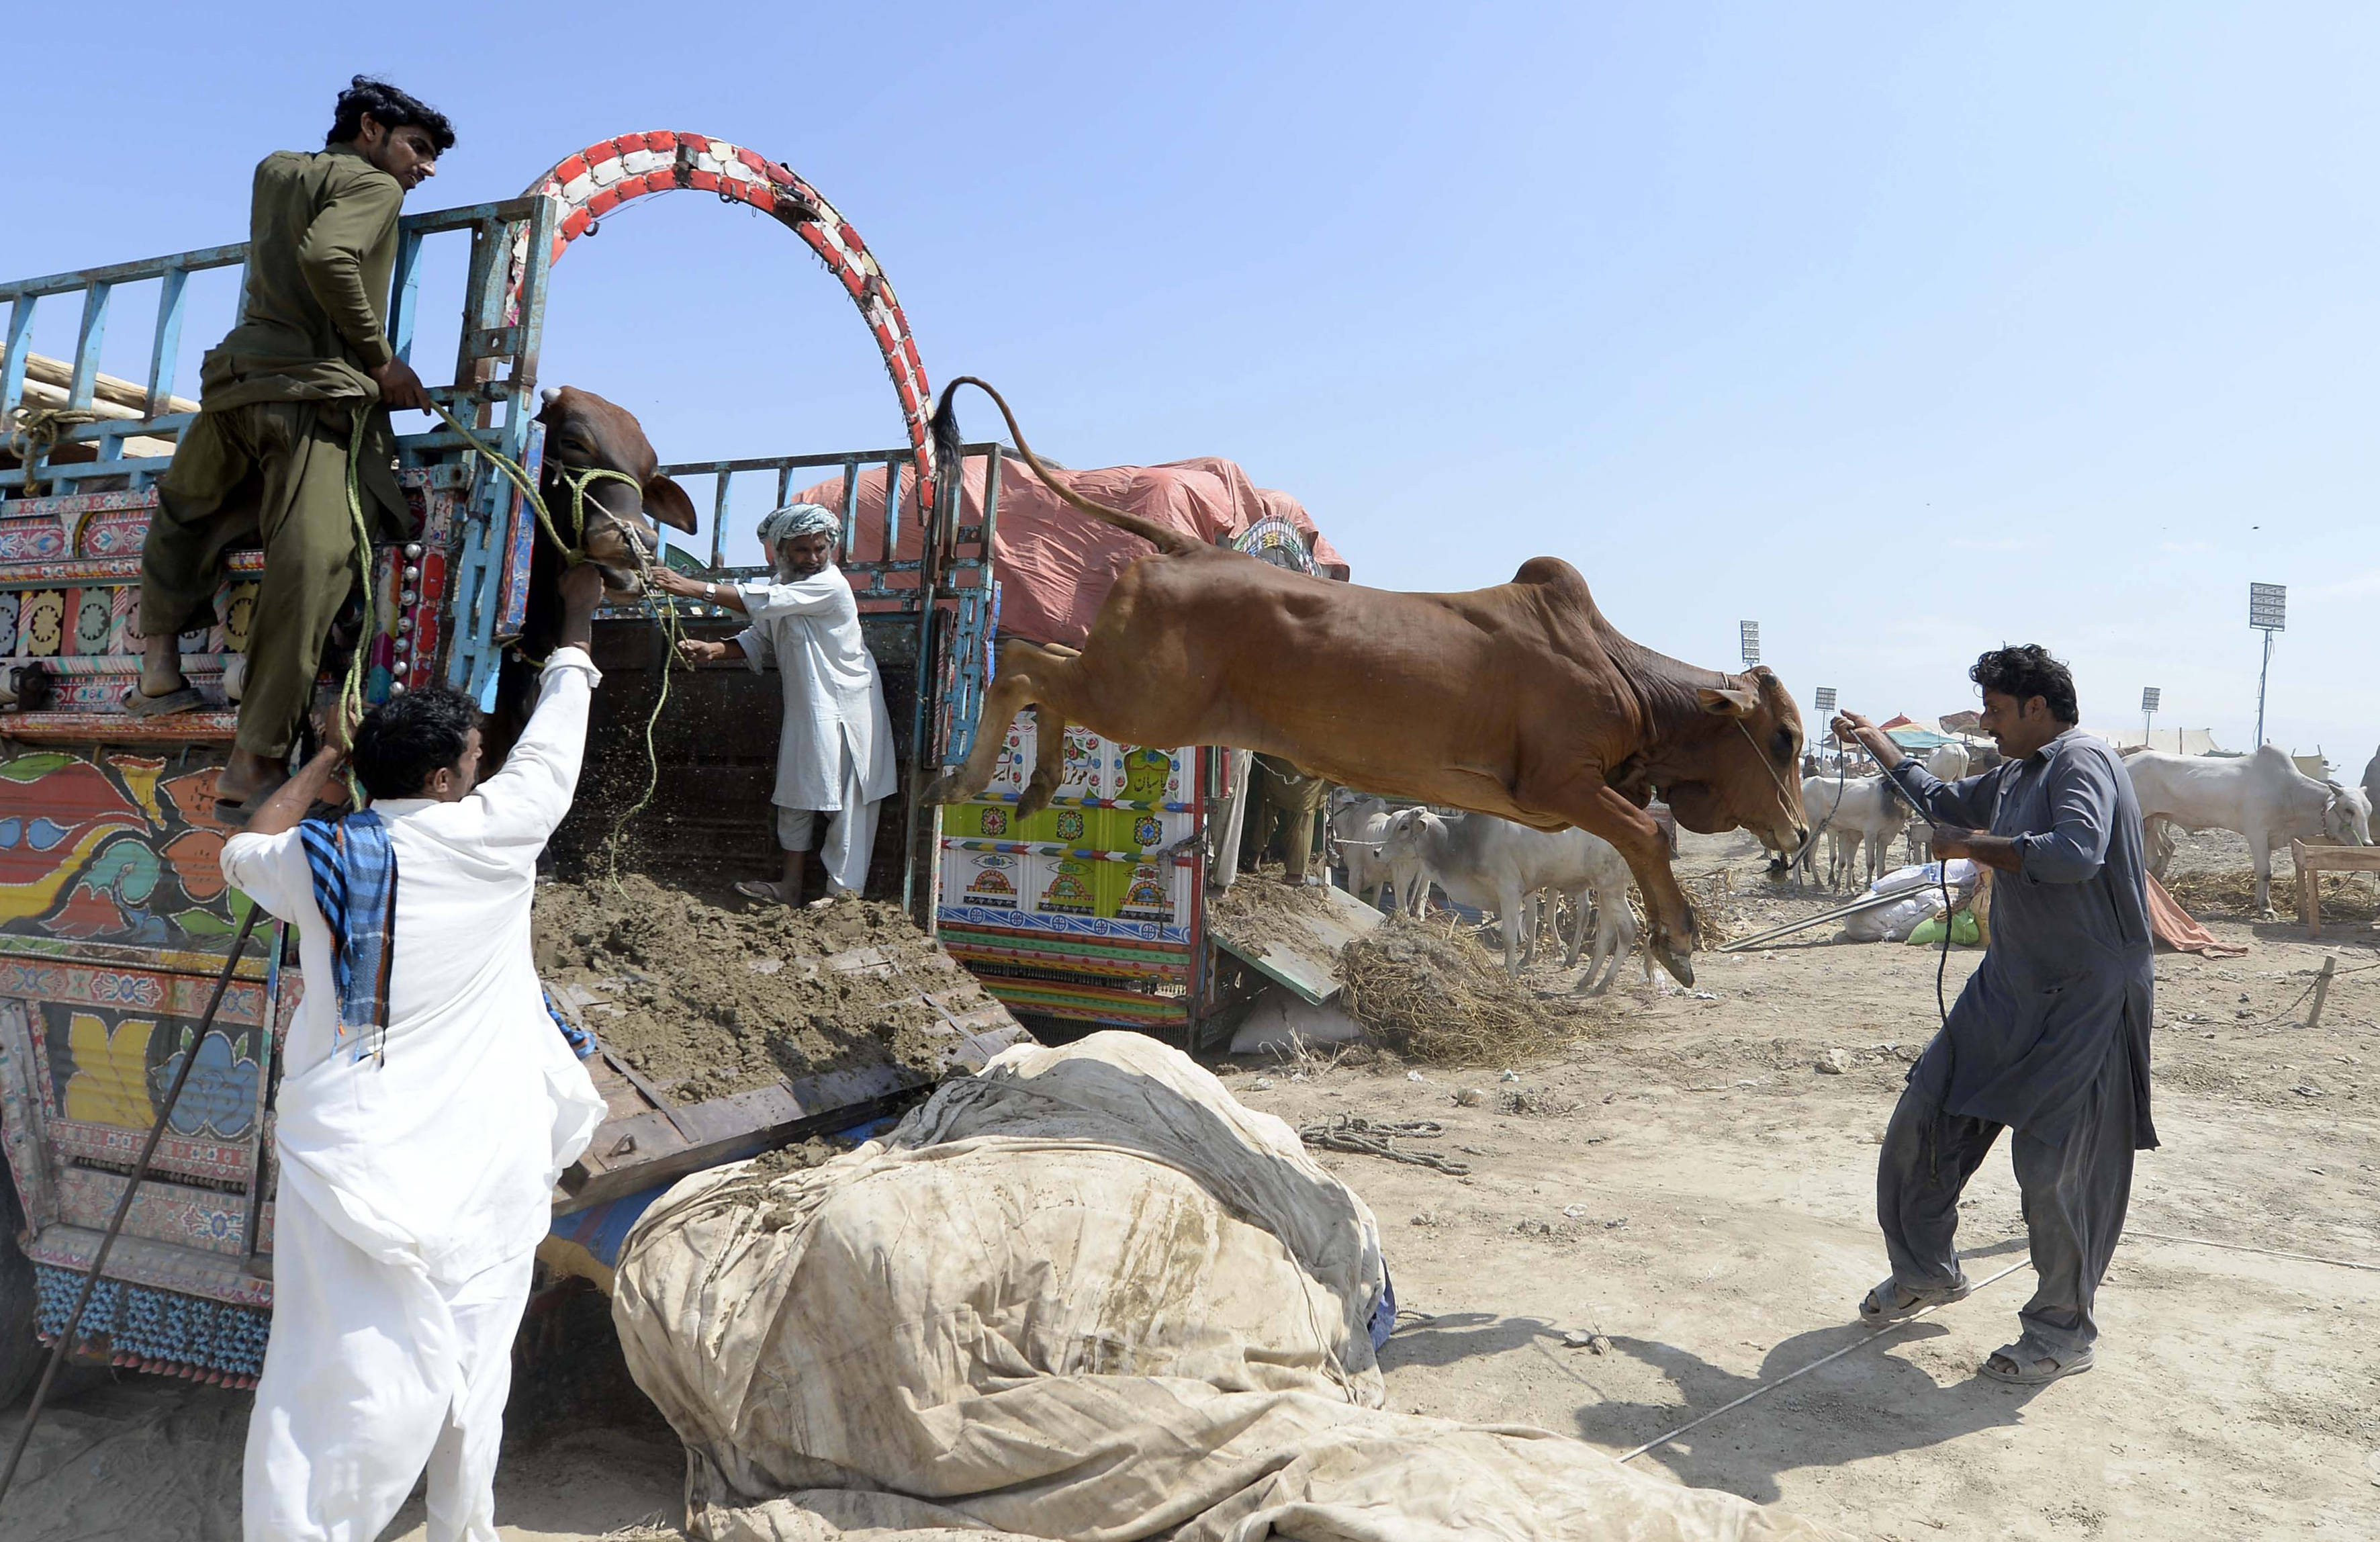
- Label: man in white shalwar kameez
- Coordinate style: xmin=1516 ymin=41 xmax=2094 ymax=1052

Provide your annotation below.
xmin=220 ymin=563 xmax=610 ymax=1541
xmin=656 ymin=503 xmax=896 ymax=903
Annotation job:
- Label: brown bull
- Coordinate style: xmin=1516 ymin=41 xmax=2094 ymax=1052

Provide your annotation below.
xmin=484 ymin=386 xmax=698 ymax=766
xmin=921 ymin=379 xmax=1810 ymax=984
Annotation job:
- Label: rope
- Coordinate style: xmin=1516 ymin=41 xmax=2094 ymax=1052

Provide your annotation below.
xmin=2127 ymin=1230 xmax=2380 ymax=1272
xmin=410 ymin=396 xmax=680 ymax=880
xmin=5 ymin=404 xmax=104 ymax=499
xmin=1617 ymin=1255 xmax=2031 ymax=1464
xmin=1297 ymin=1114 xmax=1471 ymax=1175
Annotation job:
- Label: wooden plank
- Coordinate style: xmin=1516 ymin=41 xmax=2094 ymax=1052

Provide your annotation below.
xmin=1207 ymin=882 xmax=1383 ymax=1005
xmin=2292 ymin=838 xmax=2380 ymax=873
xmin=555 ymin=1017 xmax=1033 ymax=1212
xmin=22 ymin=353 xmax=199 ymax=416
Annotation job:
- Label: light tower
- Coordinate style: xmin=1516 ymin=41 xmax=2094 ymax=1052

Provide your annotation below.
xmin=2248 ymin=584 xmax=2285 ymax=747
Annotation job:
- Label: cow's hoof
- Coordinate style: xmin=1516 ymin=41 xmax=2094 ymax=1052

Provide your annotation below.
xmin=1651 ymin=937 xmax=1696 ymax=988
xmin=1017 ymin=779 xmax=1057 ymax=820
xmin=919 ymin=774 xmax=962 ymax=807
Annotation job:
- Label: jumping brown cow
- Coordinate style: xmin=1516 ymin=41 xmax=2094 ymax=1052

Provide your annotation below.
xmin=921 ymin=379 xmax=1810 ymax=985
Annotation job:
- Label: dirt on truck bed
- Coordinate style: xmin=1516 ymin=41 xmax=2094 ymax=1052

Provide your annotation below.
xmin=532 ymin=874 xmax=1009 ymax=1105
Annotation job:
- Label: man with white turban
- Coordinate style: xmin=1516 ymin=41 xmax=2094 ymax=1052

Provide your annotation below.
xmin=653 ymin=504 xmax=896 ymax=903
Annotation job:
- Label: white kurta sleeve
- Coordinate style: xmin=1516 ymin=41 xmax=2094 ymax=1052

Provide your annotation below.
xmin=736 ymin=570 xmax=853 ymax=621
xmin=733 ymin=624 xmax=774 ymax=672
xmin=220 ymin=828 xmax=318 ymax=927
xmin=468 ymin=646 xmax=602 ymax=850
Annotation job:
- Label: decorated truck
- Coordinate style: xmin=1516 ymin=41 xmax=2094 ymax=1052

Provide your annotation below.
xmin=0 ymin=130 xmax=1038 ymax=1398
xmin=747 ymin=451 xmax=1353 ymax=1040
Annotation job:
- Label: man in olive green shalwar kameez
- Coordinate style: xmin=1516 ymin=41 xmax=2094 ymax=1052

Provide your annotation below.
xmin=132 ymin=80 xmax=453 ymax=811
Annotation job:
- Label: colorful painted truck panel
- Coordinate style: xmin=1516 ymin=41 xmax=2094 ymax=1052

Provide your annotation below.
xmin=935 ymin=711 xmax=1209 ymax=1030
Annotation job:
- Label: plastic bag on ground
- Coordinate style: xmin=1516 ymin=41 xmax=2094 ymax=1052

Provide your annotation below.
xmin=612 ymin=1032 xmax=1849 ymax=1542
xmin=1905 ymin=909 xmax=1982 ymax=947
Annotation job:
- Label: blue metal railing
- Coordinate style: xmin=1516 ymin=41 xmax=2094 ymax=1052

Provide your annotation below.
xmin=1 ymin=195 xmax=556 ymax=707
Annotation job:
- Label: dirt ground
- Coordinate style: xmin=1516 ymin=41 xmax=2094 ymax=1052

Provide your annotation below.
xmin=3 ymin=827 xmax=2373 ymax=1540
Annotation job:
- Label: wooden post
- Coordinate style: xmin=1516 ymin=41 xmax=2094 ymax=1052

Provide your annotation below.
xmin=2295 ymin=839 xmax=2320 ymax=940
xmin=2307 ymin=954 xmax=2338 ymax=1028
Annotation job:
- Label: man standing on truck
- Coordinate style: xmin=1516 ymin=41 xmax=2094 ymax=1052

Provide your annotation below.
xmin=128 ymin=77 xmax=452 ymax=818
xmin=1833 ymin=644 xmax=2155 ymax=1388
xmin=652 ymin=502 xmax=897 ymax=903
xmin=220 ymin=561 xmax=610 ymax=1540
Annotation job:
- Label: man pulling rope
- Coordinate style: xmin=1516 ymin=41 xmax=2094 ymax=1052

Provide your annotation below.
xmin=651 ymin=503 xmax=896 ymax=905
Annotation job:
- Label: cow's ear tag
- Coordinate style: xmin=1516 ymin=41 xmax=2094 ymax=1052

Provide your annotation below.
xmin=1697 ymin=684 xmax=1759 ymax=717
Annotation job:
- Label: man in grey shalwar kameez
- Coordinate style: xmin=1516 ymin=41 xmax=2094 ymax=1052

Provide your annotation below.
xmin=1835 ymin=643 xmax=2156 ymax=1386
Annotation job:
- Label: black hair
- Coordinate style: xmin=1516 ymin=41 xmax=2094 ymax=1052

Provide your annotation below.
xmin=1970 ymin=643 xmax=2078 ymax=726
xmin=351 ymin=686 xmax=479 ymax=801
xmin=326 ymin=76 xmax=456 ymax=153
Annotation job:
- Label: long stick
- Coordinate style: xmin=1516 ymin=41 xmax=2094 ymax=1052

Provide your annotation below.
xmin=1717 ymin=886 xmax=1918 ymax=952
xmin=0 ymin=904 xmax=265 ymax=1508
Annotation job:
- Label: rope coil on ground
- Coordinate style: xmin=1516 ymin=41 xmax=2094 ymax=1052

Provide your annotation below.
xmin=1297 ymin=1114 xmax=1471 ymax=1175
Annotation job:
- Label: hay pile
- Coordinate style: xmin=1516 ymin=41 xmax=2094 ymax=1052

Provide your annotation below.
xmin=2164 ymin=867 xmax=2378 ymax=924
xmin=1336 ymin=915 xmax=1604 ymax=1064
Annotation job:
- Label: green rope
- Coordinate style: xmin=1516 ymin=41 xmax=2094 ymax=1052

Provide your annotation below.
xmin=410 ymin=396 xmax=683 ymax=883
xmin=336 ymin=408 xmax=375 ymax=809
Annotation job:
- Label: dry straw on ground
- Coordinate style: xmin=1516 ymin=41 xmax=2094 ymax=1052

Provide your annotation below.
xmin=2164 ymin=867 xmax=2379 ymax=925
xmin=1336 ymin=914 xmax=1604 ymax=1064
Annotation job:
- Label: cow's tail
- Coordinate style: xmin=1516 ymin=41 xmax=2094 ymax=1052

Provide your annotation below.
xmin=931 ymin=377 xmax=1197 ymax=556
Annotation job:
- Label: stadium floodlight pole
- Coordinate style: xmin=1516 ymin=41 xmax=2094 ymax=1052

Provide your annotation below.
xmin=1813 ymin=686 xmax=1837 ymax=756
xmin=2248 ymin=584 xmax=2285 ymax=747
xmin=2141 ymin=686 xmax=2160 ymax=750
xmin=1738 ymin=621 xmax=1760 ymax=670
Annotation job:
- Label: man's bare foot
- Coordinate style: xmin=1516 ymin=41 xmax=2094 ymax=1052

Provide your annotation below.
xmin=140 ymin=637 xmax=187 ymax=701
xmin=215 ymin=750 xmax=289 ymax=809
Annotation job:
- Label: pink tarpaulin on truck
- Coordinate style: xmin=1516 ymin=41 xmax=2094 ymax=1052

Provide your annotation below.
xmin=792 ymin=454 xmax=1348 ymax=647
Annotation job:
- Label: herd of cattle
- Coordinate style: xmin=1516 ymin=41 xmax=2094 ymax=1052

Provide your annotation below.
xmin=1324 ymin=738 xmax=2380 ymax=995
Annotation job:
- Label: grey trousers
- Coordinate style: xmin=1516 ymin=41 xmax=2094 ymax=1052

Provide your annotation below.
xmin=1876 ymin=1037 xmax=2137 ymax=1357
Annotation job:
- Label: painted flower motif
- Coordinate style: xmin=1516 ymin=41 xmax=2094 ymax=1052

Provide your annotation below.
xmin=155 ymin=1030 xmax=259 ymax=1140
xmin=73 ymin=590 xmax=111 ymax=654
xmin=21 ymin=592 xmax=63 ymax=657
xmin=0 ymin=592 xmax=19 ymax=653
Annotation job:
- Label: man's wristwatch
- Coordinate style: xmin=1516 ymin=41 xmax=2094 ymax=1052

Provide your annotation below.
xmin=704 ymin=582 xmax=717 ymax=603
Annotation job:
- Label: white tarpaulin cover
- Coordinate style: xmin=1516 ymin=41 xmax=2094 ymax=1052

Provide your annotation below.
xmin=613 ymin=1033 xmax=1846 ymax=1541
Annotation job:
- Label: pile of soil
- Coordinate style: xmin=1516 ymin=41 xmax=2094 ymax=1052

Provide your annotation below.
xmin=1336 ymin=914 xmax=1606 ymax=1064
xmin=533 ymin=874 xmax=1010 ymax=1105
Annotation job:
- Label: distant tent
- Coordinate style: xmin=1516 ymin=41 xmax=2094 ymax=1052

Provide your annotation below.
xmin=1938 ymin=710 xmax=1982 ymax=735
xmin=1886 ymin=727 xmax=1954 ymax=750
xmin=2091 ymin=727 xmax=2224 ymax=757
xmin=1878 ymin=714 xmax=1918 ymax=731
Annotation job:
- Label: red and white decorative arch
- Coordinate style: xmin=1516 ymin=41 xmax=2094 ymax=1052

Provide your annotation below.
xmin=504 ymin=131 xmax=937 ymax=510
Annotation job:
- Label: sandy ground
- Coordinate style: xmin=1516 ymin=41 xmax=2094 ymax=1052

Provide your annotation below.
xmin=3 ymin=827 xmax=2375 ymax=1541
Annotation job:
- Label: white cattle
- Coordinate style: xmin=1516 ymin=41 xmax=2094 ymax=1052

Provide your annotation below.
xmin=1926 ymin=743 xmax=1970 ymax=782
xmin=2128 ymin=743 xmax=2375 ymax=915
xmin=1381 ymin=809 xmax=1642 ymax=992
xmin=2363 ymin=745 xmax=2379 ymax=831
xmin=1798 ymin=772 xmax=1912 ymax=891
xmin=1329 ymin=795 xmax=1428 ymax=915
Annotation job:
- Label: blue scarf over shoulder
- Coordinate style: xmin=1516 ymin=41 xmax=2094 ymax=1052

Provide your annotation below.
xmin=299 ymin=809 xmax=397 ymax=1064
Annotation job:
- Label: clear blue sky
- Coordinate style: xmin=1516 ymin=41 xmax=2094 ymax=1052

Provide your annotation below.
xmin=11 ymin=3 xmax=2376 ymax=770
